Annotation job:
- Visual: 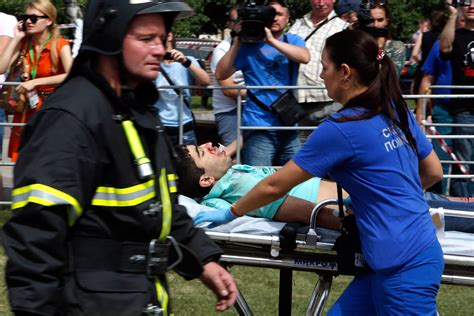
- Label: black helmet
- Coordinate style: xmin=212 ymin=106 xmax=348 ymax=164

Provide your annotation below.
xmin=80 ymin=0 xmax=194 ymax=55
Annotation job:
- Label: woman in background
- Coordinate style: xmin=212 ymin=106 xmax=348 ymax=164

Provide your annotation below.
xmin=369 ymin=1 xmax=406 ymax=77
xmin=0 ymin=0 xmax=72 ymax=161
xmin=154 ymin=31 xmax=210 ymax=145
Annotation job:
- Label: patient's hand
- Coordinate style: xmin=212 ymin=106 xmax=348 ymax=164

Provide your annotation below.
xmin=194 ymin=208 xmax=237 ymax=226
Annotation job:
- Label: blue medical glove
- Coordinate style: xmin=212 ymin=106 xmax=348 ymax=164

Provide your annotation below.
xmin=194 ymin=208 xmax=237 ymax=226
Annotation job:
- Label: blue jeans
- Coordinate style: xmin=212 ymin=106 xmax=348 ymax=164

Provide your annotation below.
xmin=243 ymin=130 xmax=300 ymax=166
xmin=449 ymin=111 xmax=474 ymax=197
xmin=215 ymin=109 xmax=237 ymax=146
xmin=328 ymin=241 xmax=443 ymax=316
xmin=430 ymin=104 xmax=453 ymax=194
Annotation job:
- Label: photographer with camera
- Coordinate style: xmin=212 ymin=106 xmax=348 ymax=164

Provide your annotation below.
xmin=439 ymin=0 xmax=474 ymax=197
xmin=154 ymin=31 xmax=211 ymax=146
xmin=216 ymin=0 xmax=310 ymax=166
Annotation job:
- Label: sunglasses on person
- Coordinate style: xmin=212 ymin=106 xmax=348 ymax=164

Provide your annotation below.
xmin=19 ymin=14 xmax=48 ymax=24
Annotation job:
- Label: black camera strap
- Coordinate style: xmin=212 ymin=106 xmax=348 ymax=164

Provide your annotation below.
xmin=246 ymin=90 xmax=274 ymax=113
xmin=304 ymin=15 xmax=337 ymax=42
xmin=159 ymin=67 xmax=192 ymax=109
xmin=159 ymin=66 xmax=198 ymax=132
xmin=283 ymin=35 xmax=294 ymax=85
xmin=246 ymin=34 xmax=295 ymax=111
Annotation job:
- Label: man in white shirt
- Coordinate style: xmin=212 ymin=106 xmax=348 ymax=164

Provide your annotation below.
xmin=289 ymin=0 xmax=347 ymax=126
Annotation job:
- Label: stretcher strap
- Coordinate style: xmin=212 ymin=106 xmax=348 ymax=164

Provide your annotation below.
xmin=337 ymin=184 xmax=344 ymax=219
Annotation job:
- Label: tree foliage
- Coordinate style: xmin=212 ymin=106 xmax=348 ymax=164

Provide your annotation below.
xmin=389 ymin=0 xmax=446 ymax=41
xmin=0 ymin=0 xmax=448 ymax=42
xmin=0 ymin=0 xmax=87 ymax=23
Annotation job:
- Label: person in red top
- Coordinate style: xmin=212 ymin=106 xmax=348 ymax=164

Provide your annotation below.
xmin=0 ymin=0 xmax=72 ymax=161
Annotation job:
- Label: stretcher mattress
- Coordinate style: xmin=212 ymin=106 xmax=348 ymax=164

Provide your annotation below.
xmin=179 ymin=195 xmax=474 ymax=258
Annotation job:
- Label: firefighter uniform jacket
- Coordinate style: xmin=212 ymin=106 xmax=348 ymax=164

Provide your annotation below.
xmin=1 ymin=72 xmax=222 ymax=316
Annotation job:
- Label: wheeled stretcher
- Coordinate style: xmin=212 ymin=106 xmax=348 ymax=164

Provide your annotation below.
xmin=180 ymin=196 xmax=474 ymax=316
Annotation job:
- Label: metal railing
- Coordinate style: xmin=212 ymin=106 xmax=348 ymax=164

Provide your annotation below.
xmin=415 ymin=85 xmax=474 ymax=190
xmin=1 ymin=83 xmax=473 ymax=206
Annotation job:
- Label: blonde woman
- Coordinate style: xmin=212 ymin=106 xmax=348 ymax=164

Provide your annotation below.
xmin=0 ymin=0 xmax=72 ymax=161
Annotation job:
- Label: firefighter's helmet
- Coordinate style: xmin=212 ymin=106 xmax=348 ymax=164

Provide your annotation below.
xmin=80 ymin=0 xmax=194 ymax=55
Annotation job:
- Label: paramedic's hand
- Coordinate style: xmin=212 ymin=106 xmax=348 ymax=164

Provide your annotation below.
xmin=200 ymin=262 xmax=238 ymax=312
xmin=194 ymin=208 xmax=237 ymax=226
xmin=343 ymin=197 xmax=352 ymax=208
xmin=341 ymin=197 xmax=354 ymax=214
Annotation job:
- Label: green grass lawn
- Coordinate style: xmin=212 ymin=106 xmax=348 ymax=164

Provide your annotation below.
xmin=168 ymin=266 xmax=474 ymax=315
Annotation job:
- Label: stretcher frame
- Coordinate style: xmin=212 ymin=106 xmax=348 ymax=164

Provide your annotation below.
xmin=206 ymin=199 xmax=474 ymax=316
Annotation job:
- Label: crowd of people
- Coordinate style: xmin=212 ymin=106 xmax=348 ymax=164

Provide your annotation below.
xmin=205 ymin=0 xmax=472 ymax=197
xmin=1 ymin=1 xmax=472 ymax=196
xmin=0 ymin=0 xmax=473 ymax=315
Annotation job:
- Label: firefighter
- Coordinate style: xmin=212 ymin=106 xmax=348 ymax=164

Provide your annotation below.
xmin=1 ymin=1 xmax=237 ymax=315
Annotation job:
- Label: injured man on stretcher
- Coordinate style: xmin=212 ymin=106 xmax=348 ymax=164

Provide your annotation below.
xmin=174 ymin=143 xmax=474 ymax=233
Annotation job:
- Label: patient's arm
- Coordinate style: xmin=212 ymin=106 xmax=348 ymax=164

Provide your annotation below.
xmin=316 ymin=180 xmax=349 ymax=202
xmin=273 ymin=195 xmax=342 ymax=231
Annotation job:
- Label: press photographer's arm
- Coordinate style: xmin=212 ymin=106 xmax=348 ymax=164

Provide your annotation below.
xmin=215 ymin=36 xmax=240 ymax=80
xmin=439 ymin=1 xmax=458 ymax=54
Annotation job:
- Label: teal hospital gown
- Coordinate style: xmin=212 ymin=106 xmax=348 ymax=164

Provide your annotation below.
xmin=200 ymin=165 xmax=322 ymax=219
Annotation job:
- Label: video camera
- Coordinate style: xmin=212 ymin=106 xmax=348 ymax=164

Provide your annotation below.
xmin=452 ymin=0 xmax=471 ymax=6
xmin=356 ymin=0 xmax=389 ymax=38
xmin=237 ymin=0 xmax=276 ymax=43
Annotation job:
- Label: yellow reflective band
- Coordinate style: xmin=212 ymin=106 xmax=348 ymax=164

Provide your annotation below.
xmin=92 ymin=179 xmax=156 ymax=207
xmin=12 ymin=184 xmax=83 ymax=226
xmin=167 ymin=174 xmax=177 ymax=193
xmin=158 ymin=168 xmax=172 ymax=240
xmin=121 ymin=120 xmax=148 ymax=163
xmin=137 ymin=156 xmax=151 ymax=165
xmin=169 ymin=186 xmax=177 ymax=194
xmin=155 ymin=278 xmax=169 ymax=316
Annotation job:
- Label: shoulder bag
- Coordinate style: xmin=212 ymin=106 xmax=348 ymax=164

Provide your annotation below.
xmin=0 ymin=48 xmax=29 ymax=113
xmin=246 ymin=16 xmax=336 ymax=126
xmin=246 ymin=35 xmax=305 ymax=126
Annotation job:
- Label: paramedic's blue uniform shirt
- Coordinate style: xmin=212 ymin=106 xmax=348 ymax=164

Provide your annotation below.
xmin=293 ymin=108 xmax=437 ymax=272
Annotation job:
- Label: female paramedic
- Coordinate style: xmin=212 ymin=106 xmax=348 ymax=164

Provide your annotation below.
xmin=200 ymin=29 xmax=445 ymax=315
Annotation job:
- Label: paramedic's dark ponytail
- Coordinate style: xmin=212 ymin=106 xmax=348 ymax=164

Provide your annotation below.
xmin=325 ymin=29 xmax=418 ymax=156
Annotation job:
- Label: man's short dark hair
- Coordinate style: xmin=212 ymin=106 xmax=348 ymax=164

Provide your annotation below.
xmin=265 ymin=0 xmax=288 ymax=8
xmin=174 ymin=145 xmax=212 ymax=198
